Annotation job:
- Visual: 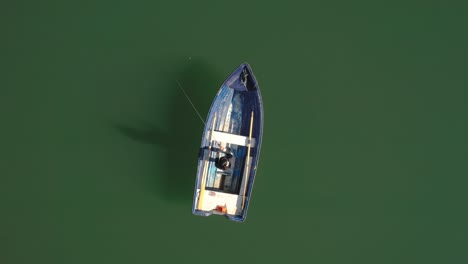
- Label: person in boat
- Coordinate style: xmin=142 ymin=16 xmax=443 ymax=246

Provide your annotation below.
xmin=215 ymin=146 xmax=233 ymax=170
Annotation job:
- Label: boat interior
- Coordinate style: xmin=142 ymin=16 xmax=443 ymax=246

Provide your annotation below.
xmin=198 ymin=134 xmax=255 ymax=216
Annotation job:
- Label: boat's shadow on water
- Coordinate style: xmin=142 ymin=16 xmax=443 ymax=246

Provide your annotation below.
xmin=116 ymin=60 xmax=222 ymax=204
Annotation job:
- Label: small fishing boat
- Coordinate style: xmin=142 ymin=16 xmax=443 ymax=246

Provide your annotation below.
xmin=192 ymin=63 xmax=263 ymax=222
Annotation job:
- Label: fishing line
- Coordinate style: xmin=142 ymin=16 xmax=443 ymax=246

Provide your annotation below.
xmin=176 ymin=79 xmax=206 ymax=126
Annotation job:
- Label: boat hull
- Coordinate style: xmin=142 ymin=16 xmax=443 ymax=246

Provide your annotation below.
xmin=192 ymin=63 xmax=263 ymax=222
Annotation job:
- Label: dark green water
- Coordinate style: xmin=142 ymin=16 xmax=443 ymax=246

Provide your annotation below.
xmin=1 ymin=1 xmax=467 ymax=263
